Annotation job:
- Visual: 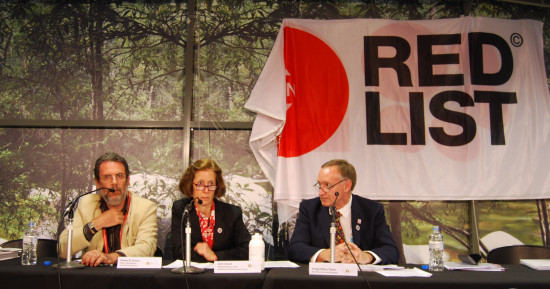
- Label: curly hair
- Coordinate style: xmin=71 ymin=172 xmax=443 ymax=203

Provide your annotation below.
xmin=178 ymin=158 xmax=226 ymax=199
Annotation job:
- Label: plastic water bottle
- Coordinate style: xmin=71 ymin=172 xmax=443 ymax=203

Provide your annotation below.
xmin=428 ymin=225 xmax=444 ymax=271
xmin=249 ymin=233 xmax=265 ymax=270
xmin=21 ymin=221 xmax=38 ymax=265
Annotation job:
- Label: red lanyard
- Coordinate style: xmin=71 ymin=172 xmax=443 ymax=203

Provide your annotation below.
xmin=102 ymin=193 xmax=131 ymax=254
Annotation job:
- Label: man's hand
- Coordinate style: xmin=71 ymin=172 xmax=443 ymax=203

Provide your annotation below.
xmin=81 ymin=250 xmax=119 ymax=267
xmin=315 ymin=243 xmax=349 ymax=263
xmin=341 ymin=242 xmax=374 ymax=264
xmin=93 ymin=209 xmax=124 ymax=230
xmin=315 ymin=242 xmax=374 ymax=264
xmin=194 ymin=242 xmax=218 ymax=261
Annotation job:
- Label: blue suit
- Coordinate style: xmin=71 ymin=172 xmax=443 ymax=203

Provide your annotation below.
xmin=288 ymin=194 xmax=399 ymax=264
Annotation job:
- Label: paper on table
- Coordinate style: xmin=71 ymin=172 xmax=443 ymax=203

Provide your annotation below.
xmin=265 ymin=261 xmax=300 ymax=268
xmin=162 ymin=260 xmax=214 ymax=269
xmin=444 ymin=262 xmax=505 ymax=271
xmin=162 ymin=260 xmax=300 ymax=269
xmin=520 ymin=259 xmax=550 ymax=270
xmin=376 ymin=267 xmax=432 ymax=277
xmin=359 ymin=264 xmax=404 ymax=271
xmin=0 ymin=249 xmax=19 ymax=261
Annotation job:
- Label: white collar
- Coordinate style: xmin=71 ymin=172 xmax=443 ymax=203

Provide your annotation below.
xmin=338 ymin=194 xmax=352 ymax=218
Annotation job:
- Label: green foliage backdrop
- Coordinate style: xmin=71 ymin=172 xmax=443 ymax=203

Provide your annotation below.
xmin=0 ymin=0 xmax=549 ymax=262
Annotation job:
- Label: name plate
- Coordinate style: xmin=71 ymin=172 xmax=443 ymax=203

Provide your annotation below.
xmin=117 ymin=257 xmax=162 ymax=269
xmin=309 ymin=262 xmax=358 ymax=276
xmin=214 ymin=261 xmax=262 ymax=273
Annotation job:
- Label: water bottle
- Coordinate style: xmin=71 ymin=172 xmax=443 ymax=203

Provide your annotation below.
xmin=249 ymin=233 xmax=265 ymax=270
xmin=428 ymin=225 xmax=444 ymax=271
xmin=21 ymin=221 xmax=38 ymax=265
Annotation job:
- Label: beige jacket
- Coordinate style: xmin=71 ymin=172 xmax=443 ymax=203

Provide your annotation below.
xmin=59 ymin=191 xmax=158 ymax=258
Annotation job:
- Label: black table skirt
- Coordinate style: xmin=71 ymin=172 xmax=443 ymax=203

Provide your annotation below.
xmin=0 ymin=257 xmax=266 ymax=289
xmin=1 ymin=258 xmax=549 ymax=289
xmin=263 ymin=263 xmax=550 ymax=289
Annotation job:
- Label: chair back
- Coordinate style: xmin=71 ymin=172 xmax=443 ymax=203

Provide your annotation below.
xmin=487 ymin=245 xmax=550 ymax=264
xmin=0 ymin=239 xmax=58 ymax=258
xmin=154 ymin=246 xmax=163 ymax=258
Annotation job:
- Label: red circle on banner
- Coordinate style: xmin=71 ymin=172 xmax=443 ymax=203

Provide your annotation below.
xmin=279 ymin=27 xmax=349 ymax=157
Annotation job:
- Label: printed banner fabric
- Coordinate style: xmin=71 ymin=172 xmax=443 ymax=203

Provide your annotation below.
xmin=245 ymin=17 xmax=550 ymax=224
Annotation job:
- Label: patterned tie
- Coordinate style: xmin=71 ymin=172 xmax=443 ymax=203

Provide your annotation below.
xmin=335 ymin=211 xmax=345 ymax=244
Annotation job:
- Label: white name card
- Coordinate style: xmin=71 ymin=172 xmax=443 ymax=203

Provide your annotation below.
xmin=214 ymin=261 xmax=262 ymax=274
xmin=309 ymin=262 xmax=358 ymax=276
xmin=117 ymin=257 xmax=162 ymax=269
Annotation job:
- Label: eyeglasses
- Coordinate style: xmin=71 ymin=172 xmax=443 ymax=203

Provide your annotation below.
xmin=100 ymin=173 xmax=126 ymax=182
xmin=313 ymin=179 xmax=346 ymax=192
xmin=193 ymin=183 xmax=217 ymax=191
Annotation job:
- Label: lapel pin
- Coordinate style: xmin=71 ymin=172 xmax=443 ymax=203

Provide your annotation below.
xmin=217 ymin=227 xmax=223 ymax=234
xmin=356 ymin=225 xmax=361 ymax=231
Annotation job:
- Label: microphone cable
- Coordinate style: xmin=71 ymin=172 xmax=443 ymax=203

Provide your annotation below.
xmin=55 ymin=206 xmax=64 ymax=289
xmin=335 ymin=226 xmax=372 ymax=289
xmin=331 ymin=196 xmax=372 ymax=289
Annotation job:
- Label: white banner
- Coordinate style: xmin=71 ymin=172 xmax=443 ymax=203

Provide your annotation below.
xmin=245 ymin=17 xmax=550 ymax=223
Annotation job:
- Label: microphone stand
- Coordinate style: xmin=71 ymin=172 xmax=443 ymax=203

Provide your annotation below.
xmin=172 ymin=198 xmax=204 ymax=274
xmin=329 ymin=207 xmax=337 ymax=263
xmin=53 ymin=187 xmax=110 ymax=269
xmin=329 ymin=192 xmax=340 ymax=263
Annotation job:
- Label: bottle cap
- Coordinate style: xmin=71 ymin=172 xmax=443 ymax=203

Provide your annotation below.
xmin=44 ymin=261 xmax=52 ymax=266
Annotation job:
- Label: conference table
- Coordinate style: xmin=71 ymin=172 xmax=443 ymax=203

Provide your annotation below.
xmin=0 ymin=257 xmax=549 ymax=289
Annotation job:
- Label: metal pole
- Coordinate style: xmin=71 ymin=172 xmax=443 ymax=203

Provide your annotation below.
xmin=330 ymin=222 xmax=336 ymax=263
xmin=182 ymin=0 xmax=197 ymax=167
xmin=53 ymin=218 xmax=84 ymax=269
xmin=468 ymin=200 xmax=481 ymax=256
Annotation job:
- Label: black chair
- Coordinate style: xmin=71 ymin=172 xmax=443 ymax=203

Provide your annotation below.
xmin=0 ymin=239 xmax=59 ymax=258
xmin=163 ymin=232 xmax=173 ymax=261
xmin=154 ymin=246 xmax=163 ymax=258
xmin=487 ymin=245 xmax=550 ymax=264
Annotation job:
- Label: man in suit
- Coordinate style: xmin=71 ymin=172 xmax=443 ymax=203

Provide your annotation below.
xmin=288 ymin=159 xmax=399 ymax=264
xmin=59 ymin=152 xmax=158 ymax=266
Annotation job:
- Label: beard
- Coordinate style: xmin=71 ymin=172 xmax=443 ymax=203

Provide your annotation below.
xmin=102 ymin=189 xmax=127 ymax=207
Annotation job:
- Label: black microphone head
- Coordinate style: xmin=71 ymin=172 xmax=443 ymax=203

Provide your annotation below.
xmin=197 ymin=198 xmax=203 ymax=205
xmin=335 ymin=192 xmax=339 ymax=197
xmin=108 ymin=188 xmax=115 ymax=192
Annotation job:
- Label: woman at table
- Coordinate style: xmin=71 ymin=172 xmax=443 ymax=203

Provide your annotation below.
xmin=170 ymin=158 xmax=251 ymax=262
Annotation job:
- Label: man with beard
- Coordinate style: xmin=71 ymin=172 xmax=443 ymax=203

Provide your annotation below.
xmin=59 ymin=152 xmax=158 ymax=266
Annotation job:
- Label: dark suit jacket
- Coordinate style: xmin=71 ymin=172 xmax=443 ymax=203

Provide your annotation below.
xmin=288 ymin=194 xmax=399 ymax=264
xmin=170 ymin=198 xmax=251 ymax=262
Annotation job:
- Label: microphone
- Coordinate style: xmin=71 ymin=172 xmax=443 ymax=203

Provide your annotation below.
xmin=330 ymin=192 xmax=347 ymax=241
xmin=183 ymin=197 xmax=203 ymax=216
xmin=329 ymin=192 xmax=340 ymax=263
xmin=330 ymin=192 xmax=340 ymax=216
xmin=63 ymin=187 xmax=114 ymax=217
